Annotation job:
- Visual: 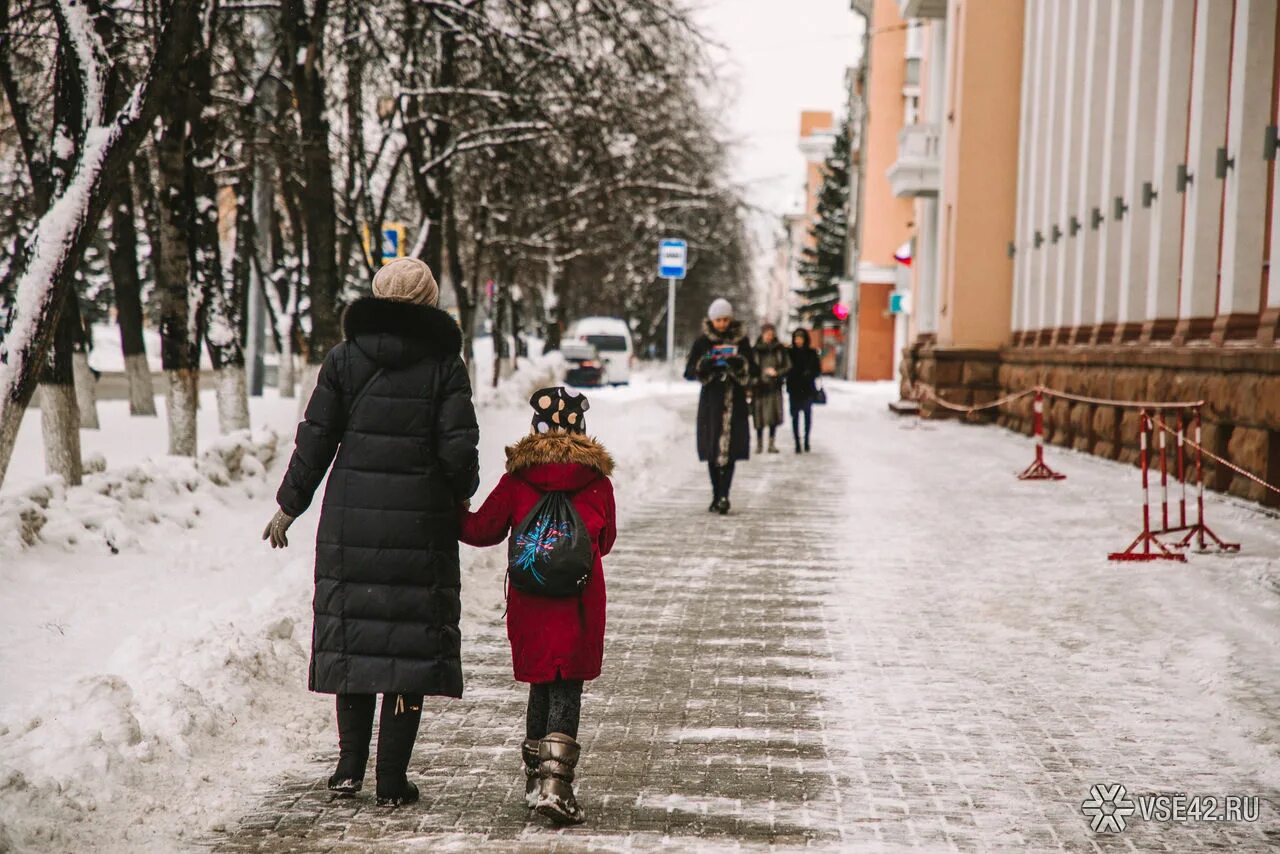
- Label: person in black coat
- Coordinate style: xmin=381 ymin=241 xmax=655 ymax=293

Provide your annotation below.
xmin=683 ymin=298 xmax=757 ymax=514
xmin=263 ymin=257 xmax=480 ymax=806
xmin=786 ymin=328 xmax=822 ymax=453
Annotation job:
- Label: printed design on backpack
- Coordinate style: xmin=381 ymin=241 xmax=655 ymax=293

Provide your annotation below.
xmin=513 ymin=515 xmax=572 ymax=585
xmin=507 ymin=481 xmax=596 ymax=598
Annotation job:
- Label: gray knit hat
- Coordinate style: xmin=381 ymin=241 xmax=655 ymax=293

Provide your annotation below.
xmin=372 ymin=257 xmax=440 ymax=307
xmin=708 ymin=298 xmax=733 ymax=320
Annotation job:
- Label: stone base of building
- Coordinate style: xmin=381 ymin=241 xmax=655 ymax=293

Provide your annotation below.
xmin=899 ymin=340 xmax=1003 ymax=423
xmin=900 ymin=338 xmax=1280 ymax=508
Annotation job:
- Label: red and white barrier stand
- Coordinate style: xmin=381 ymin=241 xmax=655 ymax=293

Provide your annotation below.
xmin=1018 ymin=389 xmax=1066 ymax=481
xmin=1171 ymin=409 xmax=1240 ymax=554
xmin=1108 ymin=410 xmax=1186 ymax=562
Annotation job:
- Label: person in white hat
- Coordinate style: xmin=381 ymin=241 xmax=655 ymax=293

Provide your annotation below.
xmin=264 ymin=256 xmax=478 ymax=807
xmin=682 ymin=298 xmax=758 ymax=514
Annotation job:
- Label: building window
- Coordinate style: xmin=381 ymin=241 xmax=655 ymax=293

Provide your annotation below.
xmin=904 ymin=94 xmax=920 ymax=126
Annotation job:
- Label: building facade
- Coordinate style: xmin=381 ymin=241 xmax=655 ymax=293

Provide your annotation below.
xmin=891 ymin=0 xmax=1280 ymax=507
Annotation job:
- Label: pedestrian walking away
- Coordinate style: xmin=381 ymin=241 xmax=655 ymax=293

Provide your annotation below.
xmin=751 ymin=323 xmax=791 ymax=454
xmin=684 ymin=298 xmax=758 ymax=515
xmin=786 ymin=328 xmax=822 ymax=453
xmin=264 ymin=257 xmax=480 ymax=808
xmin=459 ymin=387 xmax=618 ymax=827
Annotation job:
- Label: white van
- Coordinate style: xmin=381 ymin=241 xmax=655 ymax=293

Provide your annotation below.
xmin=566 ymin=317 xmax=634 ymax=385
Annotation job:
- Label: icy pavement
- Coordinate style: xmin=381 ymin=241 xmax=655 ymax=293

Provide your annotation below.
xmin=212 ymin=382 xmax=1280 ymax=852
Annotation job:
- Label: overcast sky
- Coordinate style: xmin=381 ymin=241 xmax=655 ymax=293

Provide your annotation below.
xmin=692 ymin=1 xmax=865 ymax=220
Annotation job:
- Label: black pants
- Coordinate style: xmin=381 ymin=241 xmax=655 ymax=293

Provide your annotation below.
xmin=526 ymin=679 xmax=584 ymax=740
xmin=335 ymin=693 xmax=424 ymax=783
xmin=791 ymin=402 xmax=813 ymax=448
xmin=708 ymin=461 xmax=736 ymax=500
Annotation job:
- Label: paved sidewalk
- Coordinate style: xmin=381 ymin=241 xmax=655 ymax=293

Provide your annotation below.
xmin=217 ymin=391 xmax=1280 ymax=852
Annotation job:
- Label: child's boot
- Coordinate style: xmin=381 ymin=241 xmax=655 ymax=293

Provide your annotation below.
xmin=756 ymin=435 xmax=763 ymax=453
xmin=522 ymin=738 xmax=540 ymax=808
xmin=535 ymin=732 xmax=585 ymax=825
xmin=768 ymin=436 xmax=779 ymax=453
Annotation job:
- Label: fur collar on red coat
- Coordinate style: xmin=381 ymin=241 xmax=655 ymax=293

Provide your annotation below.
xmin=505 ymin=431 xmax=615 ymax=477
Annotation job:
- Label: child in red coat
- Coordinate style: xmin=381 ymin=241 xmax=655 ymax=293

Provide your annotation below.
xmin=459 ymin=387 xmax=616 ymax=826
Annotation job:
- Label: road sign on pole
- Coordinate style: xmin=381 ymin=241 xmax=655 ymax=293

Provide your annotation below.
xmin=659 ymin=239 xmax=687 ymax=374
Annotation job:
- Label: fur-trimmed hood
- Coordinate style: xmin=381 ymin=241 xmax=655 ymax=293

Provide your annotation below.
xmin=505 ymin=431 xmax=615 ymax=477
xmin=342 ymin=296 xmax=462 ymax=368
xmin=702 ymin=318 xmax=745 ymax=343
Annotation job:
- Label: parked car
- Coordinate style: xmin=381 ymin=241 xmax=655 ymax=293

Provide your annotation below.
xmin=561 ymin=341 xmax=608 ymax=388
xmin=567 ymin=316 xmax=634 ymax=385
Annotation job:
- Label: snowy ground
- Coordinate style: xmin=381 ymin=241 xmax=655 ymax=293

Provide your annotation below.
xmin=0 ymin=359 xmax=692 ymax=853
xmin=3 ymin=377 xmax=1279 ymax=851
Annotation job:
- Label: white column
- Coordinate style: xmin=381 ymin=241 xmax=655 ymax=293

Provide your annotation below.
xmin=1018 ymin=0 xmax=1049 ymax=335
xmin=1011 ymin=0 xmax=1036 ymax=336
xmin=1093 ymin=1 xmax=1134 ymax=332
xmin=1052 ymin=0 xmax=1084 ymax=337
xmin=1072 ymin=0 xmax=1110 ymax=333
xmin=1145 ymin=0 xmax=1197 ymax=328
xmin=1178 ymin=4 xmax=1234 ymax=327
xmin=919 ymin=20 xmax=948 ymax=338
xmin=1116 ymin=0 xmax=1163 ymax=335
xmin=1217 ymin=0 xmax=1278 ymax=326
xmin=1036 ymin=0 xmax=1067 ymax=334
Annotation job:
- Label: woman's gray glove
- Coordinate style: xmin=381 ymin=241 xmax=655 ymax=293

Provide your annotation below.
xmin=262 ymin=509 xmax=296 ymax=549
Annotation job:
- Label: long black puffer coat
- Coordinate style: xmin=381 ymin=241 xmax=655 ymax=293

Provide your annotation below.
xmin=684 ymin=319 xmax=758 ymax=464
xmin=277 ymin=296 xmax=480 ymax=697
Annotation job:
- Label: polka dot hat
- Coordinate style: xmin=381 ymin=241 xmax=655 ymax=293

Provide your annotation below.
xmin=529 ymin=386 xmax=590 ymax=435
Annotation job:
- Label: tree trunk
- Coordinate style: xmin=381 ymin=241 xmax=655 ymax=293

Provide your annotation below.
xmin=39 ymin=298 xmax=83 ymax=485
xmin=108 ymin=170 xmax=157 ymax=415
xmin=155 ymin=84 xmax=201 ymax=457
xmin=283 ymin=0 xmax=341 ymax=362
xmin=69 ymin=295 xmax=99 ymax=429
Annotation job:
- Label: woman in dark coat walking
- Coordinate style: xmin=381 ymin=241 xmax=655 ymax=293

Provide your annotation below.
xmin=751 ymin=323 xmax=791 ymax=454
xmin=684 ymin=298 xmax=757 ymax=514
xmin=263 ymin=257 xmax=480 ymax=806
xmin=786 ymin=328 xmax=822 ymax=453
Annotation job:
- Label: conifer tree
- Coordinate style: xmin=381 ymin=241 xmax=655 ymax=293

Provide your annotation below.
xmin=797 ymin=120 xmax=850 ymax=326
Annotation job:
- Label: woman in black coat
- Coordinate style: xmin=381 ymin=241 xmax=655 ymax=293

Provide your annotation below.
xmin=264 ymin=258 xmax=480 ymax=806
xmin=683 ymin=298 xmax=757 ymax=514
xmin=786 ymin=328 xmax=822 ymax=453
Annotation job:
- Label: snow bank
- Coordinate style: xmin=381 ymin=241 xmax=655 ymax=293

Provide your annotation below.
xmin=0 ymin=429 xmax=279 ymax=556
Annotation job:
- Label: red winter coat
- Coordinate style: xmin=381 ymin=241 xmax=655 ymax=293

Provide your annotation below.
xmin=459 ymin=432 xmax=616 ymax=684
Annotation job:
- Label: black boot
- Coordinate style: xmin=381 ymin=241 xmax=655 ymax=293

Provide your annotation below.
xmin=375 ymin=694 xmax=424 ymax=806
xmin=329 ymin=694 xmax=375 ymax=796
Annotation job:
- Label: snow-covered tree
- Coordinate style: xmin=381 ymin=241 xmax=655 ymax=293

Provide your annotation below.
xmin=0 ymin=0 xmax=205 ymax=489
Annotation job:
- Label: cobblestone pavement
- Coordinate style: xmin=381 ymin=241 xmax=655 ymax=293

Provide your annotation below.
xmin=217 ymin=392 xmax=1280 ymax=851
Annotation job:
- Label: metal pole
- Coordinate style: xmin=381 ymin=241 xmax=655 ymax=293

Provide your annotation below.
xmin=1158 ymin=415 xmax=1169 ymax=532
xmin=1177 ymin=411 xmax=1187 ymax=529
xmin=1140 ymin=410 xmax=1151 ymax=556
xmin=1194 ymin=408 xmax=1206 ymax=550
xmin=666 ymin=276 xmax=676 ymax=376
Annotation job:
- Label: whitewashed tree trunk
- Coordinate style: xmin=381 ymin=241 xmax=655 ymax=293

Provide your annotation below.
xmin=166 ymin=369 xmax=199 ymax=456
xmin=0 ymin=404 xmax=29 ymax=488
xmin=124 ymin=353 xmax=157 ymax=416
xmin=277 ymin=349 xmax=296 ymax=398
xmin=297 ymin=362 xmax=321 ymax=420
xmin=71 ymin=351 xmax=100 ymax=429
xmin=215 ymin=365 xmax=250 ymax=433
xmin=40 ymin=383 xmax=83 ymax=485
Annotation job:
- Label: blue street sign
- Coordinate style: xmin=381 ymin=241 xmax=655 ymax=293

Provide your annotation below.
xmin=658 ymin=238 xmax=687 ymax=279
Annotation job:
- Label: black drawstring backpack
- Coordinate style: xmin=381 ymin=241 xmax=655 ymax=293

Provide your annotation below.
xmin=507 ymin=477 xmax=596 ymax=598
